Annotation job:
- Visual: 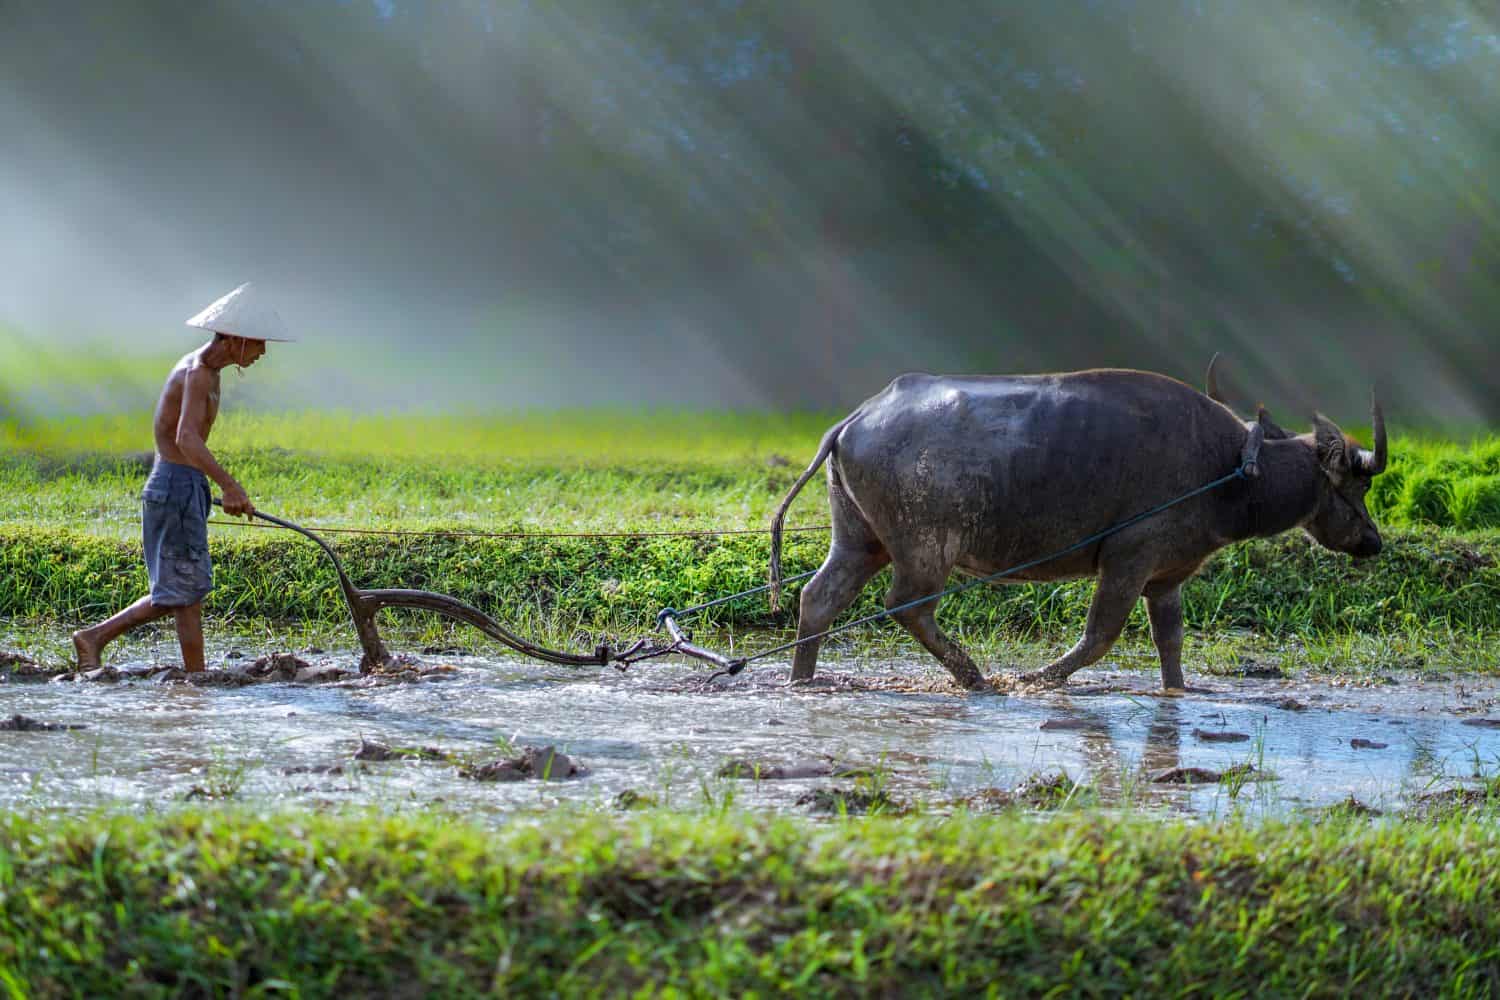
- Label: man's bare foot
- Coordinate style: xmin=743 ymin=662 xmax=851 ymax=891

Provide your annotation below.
xmin=72 ymin=629 xmax=103 ymax=669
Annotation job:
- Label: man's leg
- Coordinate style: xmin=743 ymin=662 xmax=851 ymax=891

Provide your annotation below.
xmin=173 ymin=603 xmax=206 ymax=673
xmin=73 ymin=596 xmax=173 ymax=668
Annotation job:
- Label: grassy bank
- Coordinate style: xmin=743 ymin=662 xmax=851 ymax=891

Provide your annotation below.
xmin=1 ymin=521 xmax=1496 ymax=641
xmin=2 ymin=808 xmax=1498 ymax=996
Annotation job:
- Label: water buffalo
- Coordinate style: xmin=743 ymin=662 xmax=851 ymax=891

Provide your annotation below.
xmin=768 ymin=367 xmax=1387 ymax=691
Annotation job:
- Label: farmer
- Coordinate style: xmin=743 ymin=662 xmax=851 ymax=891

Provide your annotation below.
xmin=72 ymin=283 xmax=294 ymax=672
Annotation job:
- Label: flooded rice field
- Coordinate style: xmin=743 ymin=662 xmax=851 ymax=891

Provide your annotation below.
xmin=4 ymin=646 xmax=1500 ymax=822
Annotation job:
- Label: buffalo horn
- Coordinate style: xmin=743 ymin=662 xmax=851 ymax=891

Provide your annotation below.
xmin=1205 ymin=353 xmax=1227 ymax=404
xmin=1355 ymin=393 xmax=1387 ymax=476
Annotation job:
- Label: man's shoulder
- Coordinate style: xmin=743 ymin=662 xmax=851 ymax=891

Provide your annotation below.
xmin=177 ymin=351 xmax=219 ymax=383
xmin=162 ymin=352 xmax=216 ymax=401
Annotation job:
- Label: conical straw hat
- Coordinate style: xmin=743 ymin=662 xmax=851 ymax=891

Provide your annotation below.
xmin=185 ymin=283 xmax=294 ymax=342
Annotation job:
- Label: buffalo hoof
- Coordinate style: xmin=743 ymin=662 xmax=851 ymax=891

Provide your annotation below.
xmin=1017 ymin=670 xmax=1069 ymax=689
xmin=943 ymin=661 xmax=990 ymax=692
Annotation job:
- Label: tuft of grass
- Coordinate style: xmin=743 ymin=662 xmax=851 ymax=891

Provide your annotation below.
xmin=2 ymin=807 xmax=1500 ymax=996
xmin=1402 ymin=470 xmax=1458 ymax=527
xmin=1452 ymin=475 xmax=1500 ymax=531
xmin=1362 ymin=433 xmax=1500 ymax=528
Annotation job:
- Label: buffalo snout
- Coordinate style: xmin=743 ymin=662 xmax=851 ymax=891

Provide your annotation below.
xmin=1353 ymin=533 xmax=1382 ymax=559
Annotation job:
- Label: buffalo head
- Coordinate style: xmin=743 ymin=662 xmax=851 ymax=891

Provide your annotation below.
xmin=1303 ymin=396 xmax=1387 ymax=558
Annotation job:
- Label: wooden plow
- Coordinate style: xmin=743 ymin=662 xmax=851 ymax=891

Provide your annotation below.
xmin=239 ymin=506 xmax=742 ymax=676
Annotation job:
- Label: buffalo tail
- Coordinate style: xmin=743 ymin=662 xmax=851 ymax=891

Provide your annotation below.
xmin=768 ymin=411 xmax=858 ymax=611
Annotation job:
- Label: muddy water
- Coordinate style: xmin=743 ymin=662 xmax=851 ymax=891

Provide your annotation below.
xmin=3 ymin=651 xmax=1499 ymax=820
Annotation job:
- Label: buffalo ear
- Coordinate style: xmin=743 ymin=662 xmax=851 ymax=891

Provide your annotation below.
xmin=1256 ymin=406 xmax=1292 ymax=440
xmin=1313 ymin=414 xmax=1350 ymax=483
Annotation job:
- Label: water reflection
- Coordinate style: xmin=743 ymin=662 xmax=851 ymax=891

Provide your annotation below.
xmin=2 ymin=655 xmax=1498 ymax=821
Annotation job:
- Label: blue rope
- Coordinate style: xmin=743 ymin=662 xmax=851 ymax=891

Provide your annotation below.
xmin=658 ymin=568 xmax=818 ymax=627
xmin=712 ymin=463 xmax=1252 ymax=676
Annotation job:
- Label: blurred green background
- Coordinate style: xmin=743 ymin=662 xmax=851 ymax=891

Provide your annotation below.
xmin=2 ymin=1 xmax=1496 ymax=421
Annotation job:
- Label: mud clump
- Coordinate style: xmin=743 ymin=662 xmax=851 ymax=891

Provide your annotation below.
xmin=1349 ymin=737 xmax=1389 ymax=750
xmin=1225 ymin=658 xmax=1286 ymax=680
xmin=354 ymin=739 xmax=450 ymax=762
xmin=1014 ymin=771 xmax=1092 ymax=808
xmin=1151 ymin=763 xmax=1255 ymax=785
xmin=1191 ymin=728 xmax=1251 ymax=743
xmin=292 ymin=663 xmax=351 ymax=684
xmin=57 ymin=652 xmax=359 ymax=686
xmin=460 ymin=746 xmax=587 ymax=782
xmin=182 ymin=785 xmax=233 ymax=801
xmin=1410 ymin=786 xmax=1497 ymax=819
xmin=1333 ymin=796 xmax=1384 ymax=817
xmin=353 ymin=738 xmax=588 ymax=781
xmin=613 ymin=789 xmax=659 ymax=810
xmin=1460 ymin=718 xmax=1500 ymax=729
xmin=360 ymin=655 xmax=459 ymax=685
xmin=0 ymin=651 xmax=52 ymax=679
xmin=716 ymin=757 xmax=868 ymax=780
xmin=795 ymin=787 xmax=905 ymax=815
xmin=950 ymin=788 xmax=1021 ymax=812
xmin=1039 ymin=717 xmax=1107 ymax=732
xmin=0 ymin=713 xmax=86 ymax=732
xmin=245 ymin=653 xmax=315 ymax=681
xmin=154 ymin=667 xmax=259 ymax=687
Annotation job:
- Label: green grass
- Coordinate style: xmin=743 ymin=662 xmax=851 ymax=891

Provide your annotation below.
xmin=2 ymin=807 xmax=1499 ymax=996
xmin=0 ymin=408 xmax=835 ymax=467
xmin=1376 ymin=435 xmax=1500 ymax=528
xmin=2 ymin=523 xmax=1497 ymax=646
xmin=3 ymin=412 xmax=1499 ymax=659
xmin=0 ymin=413 xmax=834 ymax=537
xmin=3 ymin=413 xmax=1498 ymax=533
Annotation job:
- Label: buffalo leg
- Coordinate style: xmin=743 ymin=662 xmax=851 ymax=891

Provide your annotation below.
xmin=790 ymin=479 xmax=889 ymax=682
xmin=789 ymin=546 xmax=888 ymax=681
xmin=1144 ymin=581 xmax=1186 ymax=690
xmin=885 ymin=567 xmax=986 ymax=691
xmin=1025 ymin=568 xmax=1149 ymax=686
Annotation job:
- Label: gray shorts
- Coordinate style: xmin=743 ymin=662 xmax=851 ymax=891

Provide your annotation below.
xmin=142 ymin=459 xmax=213 ymax=608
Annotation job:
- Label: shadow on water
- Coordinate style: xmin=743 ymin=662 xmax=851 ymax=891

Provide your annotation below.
xmin=4 ymin=648 xmax=1500 ymax=822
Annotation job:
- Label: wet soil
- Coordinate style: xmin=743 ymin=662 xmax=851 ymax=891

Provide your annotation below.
xmin=36 ymin=651 xmax=452 ymax=688
xmin=3 ymin=648 xmax=1500 ymax=821
xmin=0 ymin=713 xmax=86 ymax=732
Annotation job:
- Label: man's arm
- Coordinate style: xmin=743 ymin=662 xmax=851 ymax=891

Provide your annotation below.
xmin=175 ymin=366 xmax=254 ymax=517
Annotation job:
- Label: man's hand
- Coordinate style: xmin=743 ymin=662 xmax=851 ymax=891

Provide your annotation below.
xmin=221 ymin=483 xmax=255 ymax=518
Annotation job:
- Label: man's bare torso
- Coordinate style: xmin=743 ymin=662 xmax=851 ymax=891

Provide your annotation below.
xmin=153 ymin=350 xmax=220 ymax=462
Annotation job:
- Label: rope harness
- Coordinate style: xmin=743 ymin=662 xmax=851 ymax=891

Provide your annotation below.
xmin=223 ymin=430 xmax=1263 ymax=682
xmin=663 ymin=430 xmax=1263 ymax=681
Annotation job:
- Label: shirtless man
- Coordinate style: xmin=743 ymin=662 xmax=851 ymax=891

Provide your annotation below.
xmin=73 ymin=283 xmax=293 ymax=672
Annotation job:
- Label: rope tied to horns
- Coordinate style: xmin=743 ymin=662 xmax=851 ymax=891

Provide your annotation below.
xmin=684 ymin=443 xmax=1265 ymax=683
